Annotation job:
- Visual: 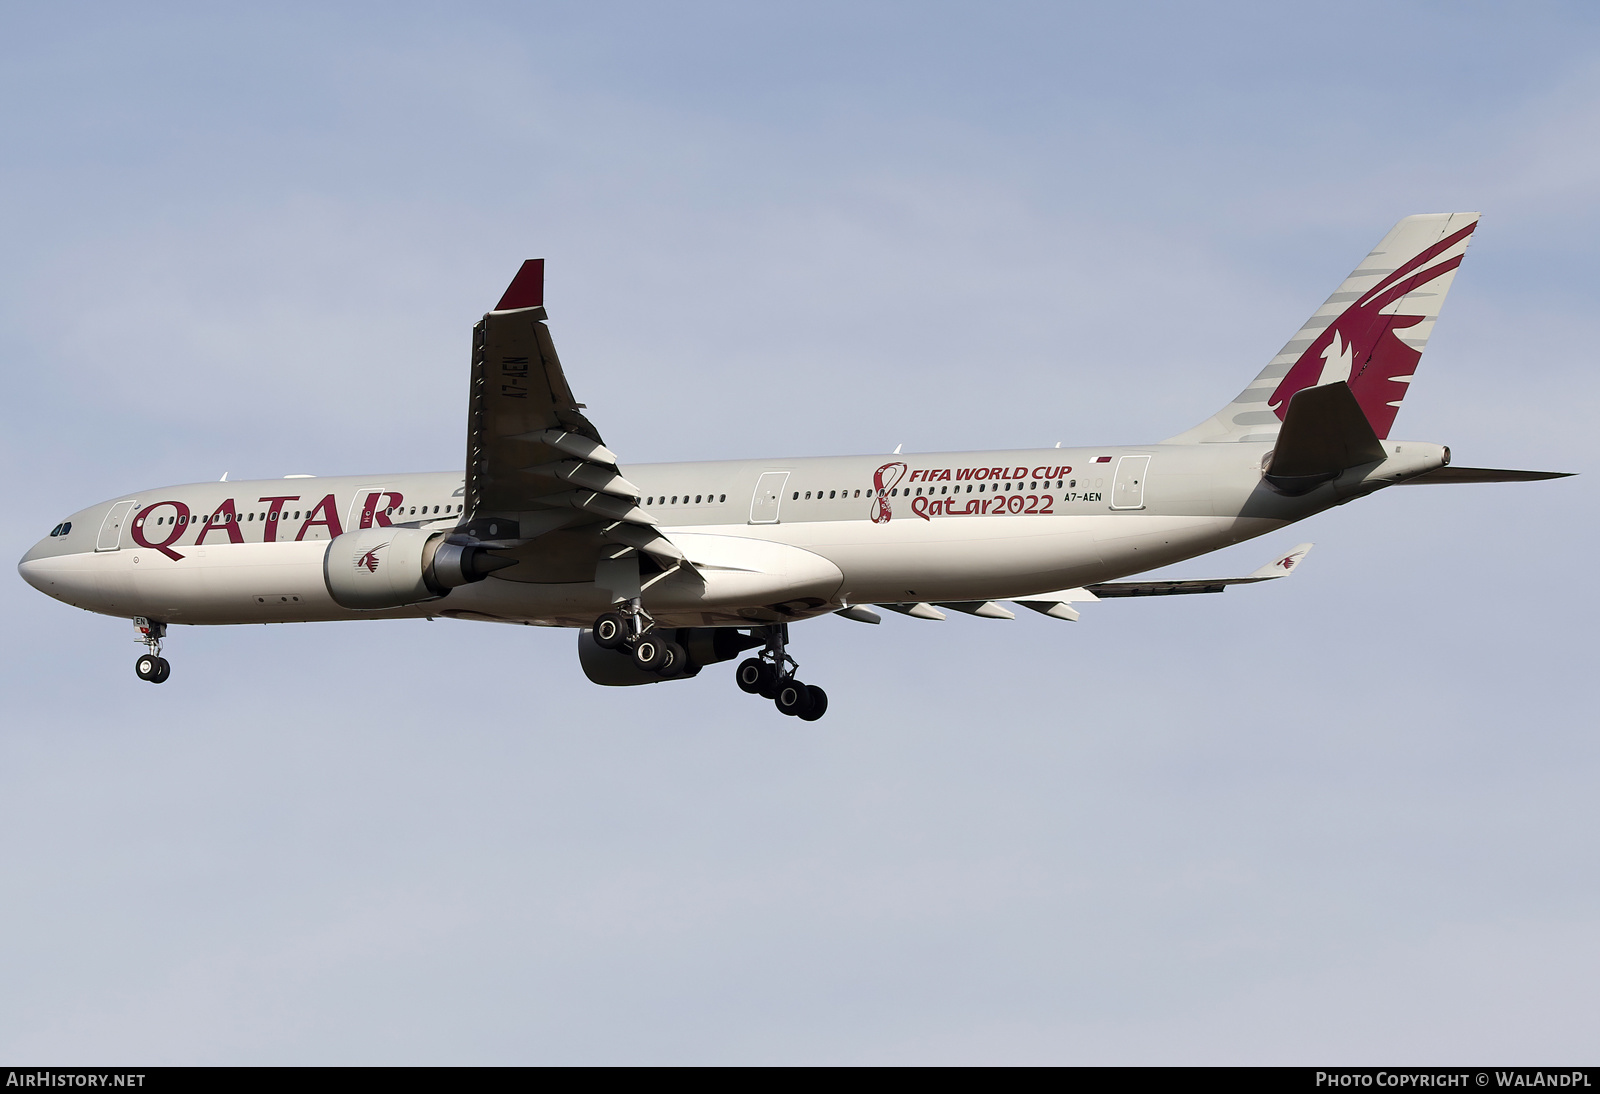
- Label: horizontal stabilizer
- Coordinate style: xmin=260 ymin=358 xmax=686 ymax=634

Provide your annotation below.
xmin=1398 ymin=466 xmax=1575 ymax=485
xmin=1266 ymin=382 xmax=1386 ymax=493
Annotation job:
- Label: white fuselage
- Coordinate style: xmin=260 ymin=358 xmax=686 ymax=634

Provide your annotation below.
xmin=18 ymin=440 xmax=1439 ymax=631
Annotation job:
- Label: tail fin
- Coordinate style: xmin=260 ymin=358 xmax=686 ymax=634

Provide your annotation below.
xmin=1167 ymin=213 xmax=1480 ymax=444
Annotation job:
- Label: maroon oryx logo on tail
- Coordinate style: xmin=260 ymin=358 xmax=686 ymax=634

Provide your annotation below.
xmin=1267 ymin=221 xmax=1477 ymax=440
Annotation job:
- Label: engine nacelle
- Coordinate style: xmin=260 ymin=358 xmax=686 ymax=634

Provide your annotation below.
xmin=324 ymin=528 xmax=514 ymax=610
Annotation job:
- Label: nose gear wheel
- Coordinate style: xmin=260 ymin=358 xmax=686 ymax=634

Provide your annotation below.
xmin=132 ymin=618 xmax=171 ymax=684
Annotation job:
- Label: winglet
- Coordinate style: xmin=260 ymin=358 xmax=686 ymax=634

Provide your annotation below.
xmin=495 ymin=259 xmax=545 ymax=311
xmin=1247 ymin=543 xmax=1314 ymax=580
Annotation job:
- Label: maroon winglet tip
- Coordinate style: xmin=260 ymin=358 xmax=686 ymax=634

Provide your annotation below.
xmin=495 ymin=258 xmax=544 ymax=310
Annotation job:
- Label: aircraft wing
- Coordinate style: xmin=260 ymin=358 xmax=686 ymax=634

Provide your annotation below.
xmin=1014 ymin=543 xmax=1313 ymax=618
xmin=867 ymin=544 xmax=1314 ymax=623
xmin=459 ymin=261 xmax=684 ymax=580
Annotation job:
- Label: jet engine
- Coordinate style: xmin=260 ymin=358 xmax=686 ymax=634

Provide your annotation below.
xmin=323 ymin=527 xmax=514 ymax=610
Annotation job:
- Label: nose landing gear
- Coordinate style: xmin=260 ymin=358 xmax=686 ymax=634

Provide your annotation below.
xmin=734 ymin=624 xmax=828 ymax=720
xmin=132 ymin=617 xmax=170 ymax=684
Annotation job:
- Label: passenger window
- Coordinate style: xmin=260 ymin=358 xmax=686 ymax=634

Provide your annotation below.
xmin=805 ymin=491 xmax=811 ymax=499
xmin=792 ymin=492 xmax=799 ymax=500
xmin=695 ymin=495 xmax=702 ymax=503
xmin=719 ymin=494 xmax=726 ymax=502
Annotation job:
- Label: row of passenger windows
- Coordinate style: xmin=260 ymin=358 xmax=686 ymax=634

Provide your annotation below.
xmin=147 ymin=503 xmax=463 ymax=526
xmin=644 ymin=494 xmax=726 ymax=506
xmin=794 ymin=480 xmax=1076 ymax=500
xmin=386 ymin=504 xmax=461 ymax=517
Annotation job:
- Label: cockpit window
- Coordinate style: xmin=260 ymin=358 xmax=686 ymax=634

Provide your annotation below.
xmin=49 ymin=522 xmax=71 ymax=537
xmin=49 ymin=524 xmax=61 ymax=536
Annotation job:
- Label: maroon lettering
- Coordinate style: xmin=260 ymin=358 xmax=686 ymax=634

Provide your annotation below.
xmin=130 ymin=501 xmax=190 ymax=560
xmin=296 ymin=494 xmax=343 ymax=541
xmin=955 ymin=468 xmax=975 ymax=481
xmin=195 ymin=499 xmax=243 ymax=545
xmin=357 ymin=491 xmax=404 ymax=529
xmin=257 ymin=495 xmax=301 ymax=542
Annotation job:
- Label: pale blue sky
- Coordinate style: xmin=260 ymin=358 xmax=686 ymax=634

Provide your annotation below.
xmin=2 ymin=2 xmax=1597 ymax=1063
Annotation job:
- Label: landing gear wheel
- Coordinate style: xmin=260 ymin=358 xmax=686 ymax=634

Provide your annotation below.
xmin=593 ymin=612 xmax=627 ymax=650
xmin=736 ymin=658 xmax=774 ymax=695
xmin=797 ymin=684 xmax=827 ymax=721
xmin=150 ymin=657 xmax=171 ymax=684
xmin=632 ymin=634 xmax=668 ymax=672
xmin=775 ymin=680 xmax=813 ymax=717
xmin=656 ymin=640 xmax=688 ymax=678
xmin=136 ymin=654 xmax=158 ymax=681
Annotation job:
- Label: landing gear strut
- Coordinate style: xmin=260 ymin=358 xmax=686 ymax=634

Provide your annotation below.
xmin=590 ymin=600 xmax=687 ymax=679
xmin=133 ymin=617 xmax=170 ymax=684
xmin=735 ymin=624 xmax=828 ymax=721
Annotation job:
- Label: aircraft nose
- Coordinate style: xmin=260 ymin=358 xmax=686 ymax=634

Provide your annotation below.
xmin=18 ymin=554 xmax=54 ymax=595
xmin=17 ymin=550 xmax=90 ymax=605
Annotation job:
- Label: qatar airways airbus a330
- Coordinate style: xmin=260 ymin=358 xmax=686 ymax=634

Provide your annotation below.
xmin=19 ymin=213 xmax=1571 ymax=719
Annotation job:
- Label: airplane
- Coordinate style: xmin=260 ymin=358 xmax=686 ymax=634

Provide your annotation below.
xmin=18 ymin=212 xmax=1573 ymax=719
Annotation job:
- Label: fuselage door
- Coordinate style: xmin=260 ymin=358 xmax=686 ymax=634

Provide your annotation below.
xmin=96 ymin=500 xmax=138 ymax=552
xmin=749 ymin=471 xmax=790 ymax=524
xmin=1110 ymin=455 xmax=1150 ymax=511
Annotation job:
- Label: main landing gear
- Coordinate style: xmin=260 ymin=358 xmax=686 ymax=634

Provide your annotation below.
xmin=591 ymin=600 xmax=689 ymax=678
xmin=734 ymin=624 xmax=828 ymax=721
xmin=133 ymin=617 xmax=170 ymax=684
